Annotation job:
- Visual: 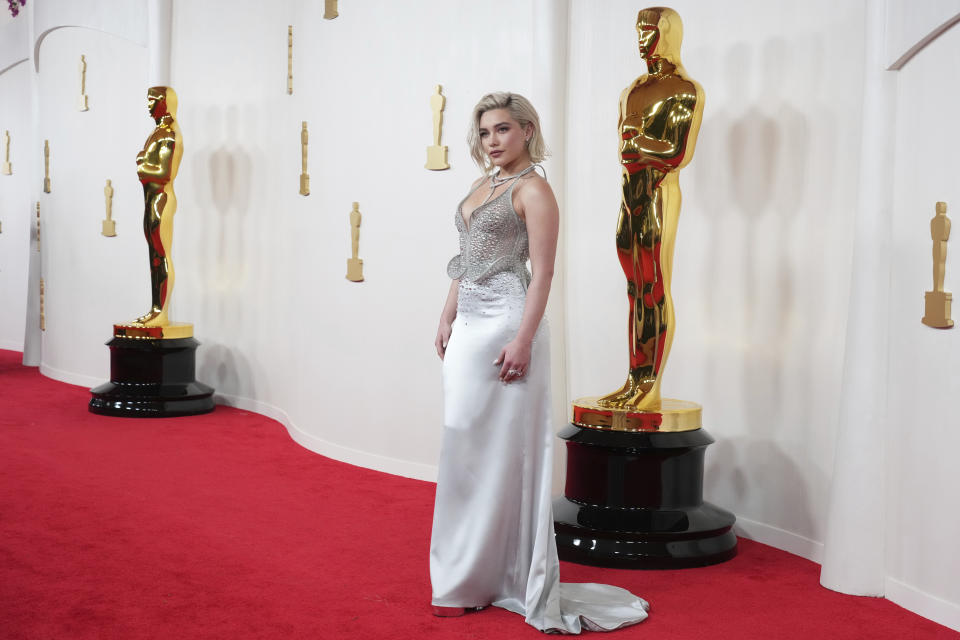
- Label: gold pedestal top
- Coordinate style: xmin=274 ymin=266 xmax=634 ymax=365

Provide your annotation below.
xmin=114 ymin=322 xmax=193 ymax=340
xmin=572 ymin=396 xmax=702 ymax=433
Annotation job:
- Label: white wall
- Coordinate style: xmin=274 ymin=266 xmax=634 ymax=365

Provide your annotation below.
xmin=564 ymin=0 xmax=865 ymax=556
xmin=886 ymin=21 xmax=960 ymax=626
xmin=0 ymin=58 xmax=31 ymax=351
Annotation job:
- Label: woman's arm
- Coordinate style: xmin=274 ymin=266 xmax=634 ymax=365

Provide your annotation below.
xmin=435 ymin=278 xmax=459 ymax=359
xmin=495 ymin=177 xmax=559 ymax=381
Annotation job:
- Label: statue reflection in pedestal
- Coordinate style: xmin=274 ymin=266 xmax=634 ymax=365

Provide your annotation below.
xmin=134 ymin=86 xmax=183 ymax=327
xmin=597 ymin=7 xmax=704 ymax=412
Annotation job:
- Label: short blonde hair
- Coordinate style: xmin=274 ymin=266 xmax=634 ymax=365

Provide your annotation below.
xmin=468 ymin=92 xmax=548 ymax=173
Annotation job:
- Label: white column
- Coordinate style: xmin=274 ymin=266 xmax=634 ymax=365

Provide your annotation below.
xmin=819 ymin=0 xmax=894 ymax=596
xmin=531 ymin=0 xmax=571 ymax=493
xmin=147 ymin=0 xmax=172 ymax=86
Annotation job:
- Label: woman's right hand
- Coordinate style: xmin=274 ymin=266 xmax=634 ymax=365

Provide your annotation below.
xmin=435 ymin=321 xmax=453 ymax=359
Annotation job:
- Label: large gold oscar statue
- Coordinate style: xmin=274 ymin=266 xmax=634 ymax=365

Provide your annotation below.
xmin=572 ymin=6 xmax=703 ymax=432
xmin=90 ymin=87 xmax=213 ymax=417
xmin=553 ymin=8 xmax=736 ymax=569
xmin=115 ymin=87 xmax=191 ymax=339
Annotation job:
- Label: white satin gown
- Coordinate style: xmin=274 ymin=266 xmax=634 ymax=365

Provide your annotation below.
xmin=430 ymin=168 xmax=650 ymax=634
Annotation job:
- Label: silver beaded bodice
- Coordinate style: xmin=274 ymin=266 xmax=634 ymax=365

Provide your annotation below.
xmin=446 ymin=171 xmax=532 ymax=292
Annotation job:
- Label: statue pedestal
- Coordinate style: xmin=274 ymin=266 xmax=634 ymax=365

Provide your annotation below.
xmin=89 ymin=335 xmax=215 ymax=417
xmin=922 ymin=290 xmax=954 ymax=328
xmin=553 ymin=424 xmax=737 ymax=569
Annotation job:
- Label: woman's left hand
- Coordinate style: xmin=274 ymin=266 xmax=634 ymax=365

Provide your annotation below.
xmin=494 ymin=339 xmax=531 ymax=383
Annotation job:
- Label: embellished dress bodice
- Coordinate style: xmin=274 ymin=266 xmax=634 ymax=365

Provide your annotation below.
xmin=446 ymin=167 xmax=535 ymax=293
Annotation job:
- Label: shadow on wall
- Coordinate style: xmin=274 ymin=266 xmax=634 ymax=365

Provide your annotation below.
xmin=707 ymin=436 xmax=817 ymax=539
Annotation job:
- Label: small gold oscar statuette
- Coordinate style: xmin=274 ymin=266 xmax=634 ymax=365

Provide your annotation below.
xmin=425 ymin=85 xmax=450 ymax=171
xmin=2 ymin=130 xmax=11 ymax=175
xmin=922 ymin=201 xmax=954 ymax=329
xmin=102 ymin=179 xmax=116 ymax=237
xmin=287 ymin=26 xmax=293 ymax=95
xmin=78 ymin=55 xmax=89 ymax=111
xmin=346 ymin=202 xmax=364 ymax=282
xmin=299 ymin=121 xmax=310 ymax=196
xmin=39 ymin=278 xmax=46 ymax=331
xmin=43 ymin=140 xmax=51 ymax=193
xmin=324 ymin=0 xmax=339 ymax=20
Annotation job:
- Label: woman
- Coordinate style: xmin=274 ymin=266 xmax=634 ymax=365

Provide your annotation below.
xmin=430 ymin=92 xmax=650 ymax=633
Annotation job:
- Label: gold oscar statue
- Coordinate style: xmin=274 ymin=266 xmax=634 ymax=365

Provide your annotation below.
xmin=425 ymin=85 xmax=450 ymax=170
xmin=2 ymin=130 xmax=11 ymax=175
xmin=553 ymin=10 xmax=735 ymax=570
xmin=102 ymin=179 xmax=116 ymax=237
xmin=78 ymin=55 xmax=89 ymax=112
xmin=573 ymin=6 xmax=704 ymax=432
xmin=91 ymin=86 xmax=214 ymax=417
xmin=922 ymin=201 xmax=954 ymax=329
xmin=347 ymin=202 xmax=364 ymax=282
xmin=43 ymin=140 xmax=51 ymax=193
xmin=299 ymin=121 xmax=310 ymax=196
xmin=114 ymin=87 xmax=191 ymax=339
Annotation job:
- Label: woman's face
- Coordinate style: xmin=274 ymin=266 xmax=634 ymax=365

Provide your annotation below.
xmin=478 ymin=108 xmax=530 ymax=169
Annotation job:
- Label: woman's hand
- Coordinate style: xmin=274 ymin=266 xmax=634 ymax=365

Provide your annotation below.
xmin=494 ymin=338 xmax=531 ymax=383
xmin=435 ymin=321 xmax=453 ymax=359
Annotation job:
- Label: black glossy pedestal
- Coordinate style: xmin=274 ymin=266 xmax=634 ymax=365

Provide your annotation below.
xmin=89 ymin=337 xmax=215 ymax=417
xmin=553 ymin=424 xmax=737 ymax=569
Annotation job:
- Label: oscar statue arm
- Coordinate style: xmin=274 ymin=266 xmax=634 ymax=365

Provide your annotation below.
xmin=137 ymin=136 xmax=175 ymax=181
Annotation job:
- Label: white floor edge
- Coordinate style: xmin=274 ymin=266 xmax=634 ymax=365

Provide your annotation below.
xmin=886 ymin=577 xmax=960 ymax=633
xmin=23 ymin=360 xmax=960 ymax=632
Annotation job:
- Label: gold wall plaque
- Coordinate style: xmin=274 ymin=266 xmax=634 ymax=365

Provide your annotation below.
xmin=922 ymin=201 xmax=954 ymax=329
xmin=40 ymin=278 xmax=46 ymax=331
xmin=324 ymin=0 xmax=339 ymax=20
xmin=287 ymin=26 xmax=293 ymax=95
xmin=425 ymin=85 xmax=450 ymax=170
xmin=299 ymin=121 xmax=310 ymax=196
xmin=347 ymin=202 xmax=364 ymax=282
xmin=43 ymin=140 xmax=51 ymax=193
xmin=2 ymin=130 xmax=11 ymax=175
xmin=102 ymin=179 xmax=116 ymax=237
xmin=78 ymin=55 xmax=89 ymax=111
xmin=573 ymin=7 xmax=704 ymax=431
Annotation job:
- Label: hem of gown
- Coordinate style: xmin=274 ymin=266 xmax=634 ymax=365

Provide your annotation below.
xmin=492 ymin=589 xmax=650 ymax=635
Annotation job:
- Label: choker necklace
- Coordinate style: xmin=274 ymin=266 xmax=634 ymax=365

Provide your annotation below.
xmin=490 ymin=163 xmax=535 ymax=188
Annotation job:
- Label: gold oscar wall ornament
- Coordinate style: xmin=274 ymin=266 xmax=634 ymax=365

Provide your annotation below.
xmin=347 ymin=202 xmax=364 ymax=282
xmin=324 ymin=0 xmax=339 ymax=19
xmin=43 ymin=140 xmax=51 ymax=193
xmin=78 ymin=55 xmax=89 ymax=111
xmin=2 ymin=130 xmax=11 ymax=175
xmin=39 ymin=278 xmax=46 ymax=331
xmin=572 ymin=6 xmax=705 ymax=432
xmin=922 ymin=201 xmax=954 ymax=329
xmin=425 ymin=85 xmax=450 ymax=171
xmin=287 ymin=26 xmax=293 ymax=95
xmin=299 ymin=121 xmax=310 ymax=196
xmin=102 ymin=179 xmax=116 ymax=237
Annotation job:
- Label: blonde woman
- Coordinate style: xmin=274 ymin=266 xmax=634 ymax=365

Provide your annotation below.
xmin=430 ymin=92 xmax=649 ymax=633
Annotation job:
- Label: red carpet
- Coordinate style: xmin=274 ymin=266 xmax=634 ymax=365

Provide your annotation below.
xmin=0 ymin=348 xmax=956 ymax=639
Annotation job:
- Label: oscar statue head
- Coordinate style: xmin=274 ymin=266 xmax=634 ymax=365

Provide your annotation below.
xmin=636 ymin=7 xmax=683 ymax=63
xmin=147 ymin=86 xmax=178 ymax=122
